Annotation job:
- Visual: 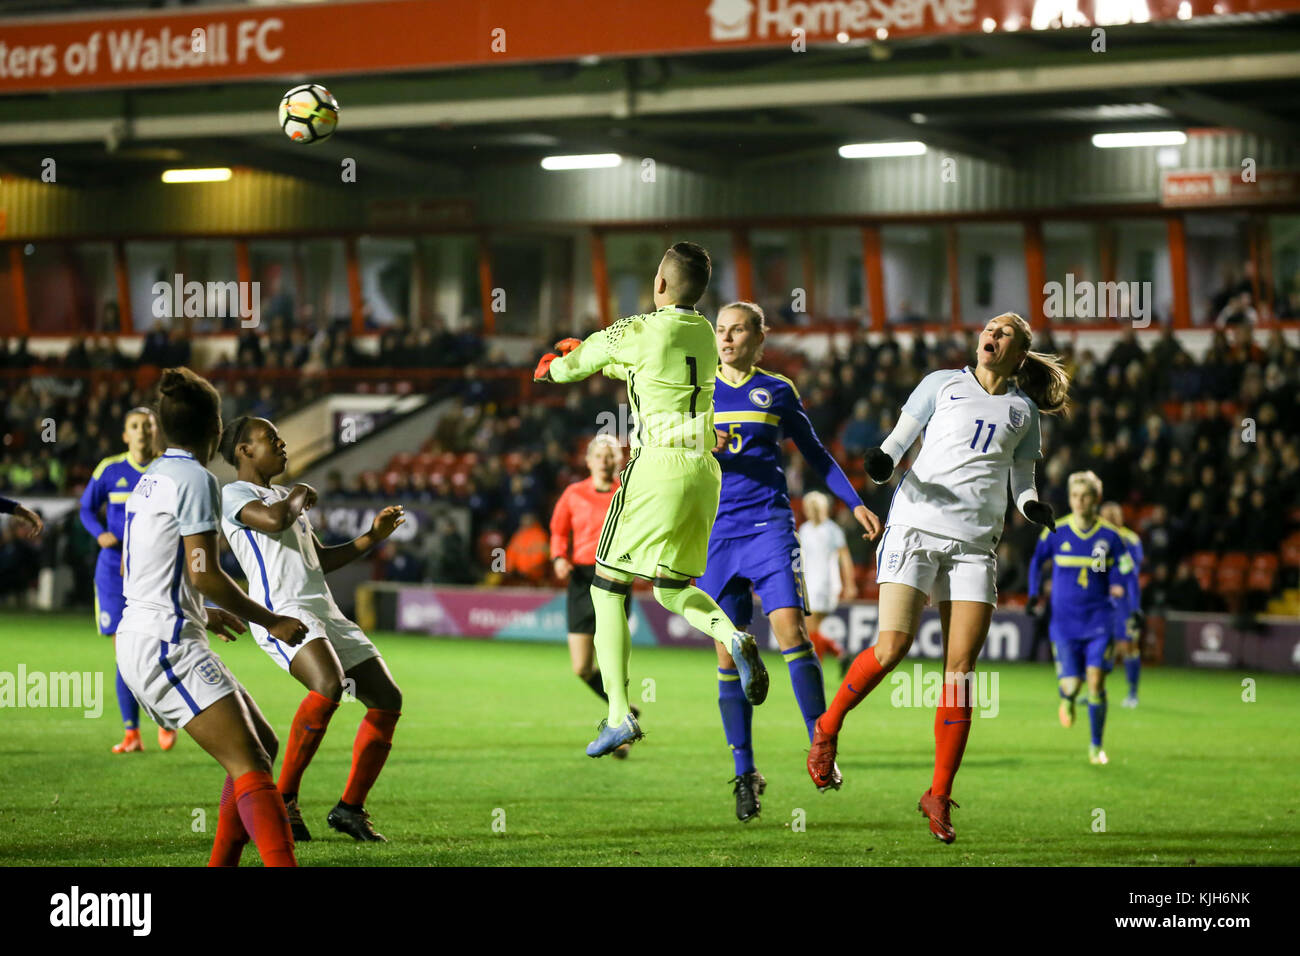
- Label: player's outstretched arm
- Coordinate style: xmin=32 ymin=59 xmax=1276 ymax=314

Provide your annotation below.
xmin=538 ymin=328 xmax=620 ymax=384
xmin=236 ymin=483 xmax=317 ymax=533
xmin=184 ymin=531 xmax=308 ymax=645
xmin=312 ymin=504 xmax=406 ymax=573
xmin=785 ymin=394 xmax=881 ymax=538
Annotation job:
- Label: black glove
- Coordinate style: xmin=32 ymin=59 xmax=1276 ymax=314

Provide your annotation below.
xmin=1023 ymin=499 xmax=1055 ymax=530
xmin=1025 ymin=596 xmax=1042 ymax=618
xmin=863 ymin=447 xmax=895 ymax=484
xmin=1125 ymin=611 xmax=1145 ymax=640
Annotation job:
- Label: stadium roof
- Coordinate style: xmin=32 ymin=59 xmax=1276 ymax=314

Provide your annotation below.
xmin=0 ymin=0 xmax=1296 ymax=188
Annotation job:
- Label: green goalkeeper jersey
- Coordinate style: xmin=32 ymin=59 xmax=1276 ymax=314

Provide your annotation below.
xmin=550 ymin=305 xmax=717 ymax=453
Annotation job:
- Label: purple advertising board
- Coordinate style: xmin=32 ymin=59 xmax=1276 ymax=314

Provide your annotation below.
xmin=392 ymin=586 xmax=1043 ymax=662
xmin=1164 ymin=615 xmax=1300 ymax=673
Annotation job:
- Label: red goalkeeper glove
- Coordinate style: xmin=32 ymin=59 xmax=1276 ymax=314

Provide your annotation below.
xmin=533 ymin=352 xmax=560 ymax=382
xmin=554 ymin=337 xmax=581 ymax=356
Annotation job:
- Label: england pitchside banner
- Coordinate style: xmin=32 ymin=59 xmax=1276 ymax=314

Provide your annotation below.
xmin=1 ymin=0 xmax=1298 ymax=95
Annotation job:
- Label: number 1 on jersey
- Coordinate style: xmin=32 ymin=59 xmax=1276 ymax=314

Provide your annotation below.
xmin=969 ymin=419 xmax=997 ymax=453
xmin=686 ymin=357 xmax=699 ymax=414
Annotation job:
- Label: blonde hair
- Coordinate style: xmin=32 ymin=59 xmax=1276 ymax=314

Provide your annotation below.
xmin=802 ymin=490 xmax=830 ymax=521
xmin=1068 ymin=470 xmax=1103 ymax=499
xmin=586 ymin=434 xmax=621 ymax=458
xmin=995 ymin=312 xmax=1071 ymax=417
xmin=720 ymin=301 xmax=768 ymax=335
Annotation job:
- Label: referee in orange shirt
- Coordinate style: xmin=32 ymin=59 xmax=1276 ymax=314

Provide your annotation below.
xmin=551 ymin=435 xmax=639 ymax=756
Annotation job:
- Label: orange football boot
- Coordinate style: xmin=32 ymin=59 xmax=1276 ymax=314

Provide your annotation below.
xmin=112 ymin=729 xmax=144 ymax=753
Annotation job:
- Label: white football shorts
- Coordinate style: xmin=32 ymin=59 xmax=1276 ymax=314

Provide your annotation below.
xmin=253 ymin=602 xmax=379 ymax=674
xmin=803 ymin=577 xmax=838 ymax=614
xmin=116 ymin=616 xmax=241 ymax=730
xmin=874 ymin=524 xmax=998 ymax=606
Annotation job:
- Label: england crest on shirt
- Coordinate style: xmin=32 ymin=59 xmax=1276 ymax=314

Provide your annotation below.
xmin=1009 ymin=407 xmax=1025 ymax=430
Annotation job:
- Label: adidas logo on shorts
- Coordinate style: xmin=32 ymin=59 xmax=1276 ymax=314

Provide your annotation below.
xmin=617 ymin=553 xmax=632 ymax=563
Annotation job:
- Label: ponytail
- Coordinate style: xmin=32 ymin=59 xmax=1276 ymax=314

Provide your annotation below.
xmin=994 ymin=312 xmax=1072 ymax=417
xmin=1016 ymin=349 xmax=1071 ymax=417
xmin=156 ymin=367 xmax=222 ymax=451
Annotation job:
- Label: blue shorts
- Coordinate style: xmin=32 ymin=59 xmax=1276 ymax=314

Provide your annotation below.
xmin=1052 ymin=634 xmax=1115 ymax=681
xmin=94 ymin=552 xmax=125 ymax=636
xmin=697 ymin=524 xmax=807 ymax=628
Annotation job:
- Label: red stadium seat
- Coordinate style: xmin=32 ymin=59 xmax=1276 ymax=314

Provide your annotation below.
xmin=1280 ymin=532 xmax=1300 ymax=569
xmin=1215 ymin=552 xmax=1248 ymax=596
xmin=389 ymin=451 xmax=414 ymax=471
xmin=1247 ymin=553 xmax=1279 ymax=593
xmin=382 ymin=470 xmax=401 ymax=496
xmin=414 ymin=452 xmax=438 ymax=473
xmin=1190 ymin=551 xmax=1218 ymax=590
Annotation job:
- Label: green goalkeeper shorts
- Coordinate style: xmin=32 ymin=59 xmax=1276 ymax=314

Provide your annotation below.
xmin=595 ymin=446 xmax=721 ymax=580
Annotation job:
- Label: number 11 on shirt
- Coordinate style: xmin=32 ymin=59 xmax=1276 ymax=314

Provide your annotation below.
xmin=970 ymin=420 xmax=996 ymax=453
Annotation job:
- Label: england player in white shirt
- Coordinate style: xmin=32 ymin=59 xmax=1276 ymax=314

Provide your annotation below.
xmin=117 ymin=368 xmax=308 ymax=867
xmin=797 ymin=490 xmax=856 ymax=673
xmin=219 ymin=415 xmax=404 ymax=844
xmin=806 ymin=313 xmax=1070 ymax=844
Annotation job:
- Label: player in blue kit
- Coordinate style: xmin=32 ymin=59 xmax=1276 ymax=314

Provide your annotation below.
xmin=1027 ymin=471 xmax=1131 ymax=765
xmin=702 ymin=302 xmax=882 ymax=821
xmin=79 ymin=407 xmax=171 ymax=754
xmin=1101 ymin=501 xmax=1144 ymax=707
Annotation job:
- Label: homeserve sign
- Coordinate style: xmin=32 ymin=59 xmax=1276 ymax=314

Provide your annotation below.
xmin=706 ymin=0 xmax=1156 ymax=39
xmin=706 ymin=0 xmax=978 ymax=39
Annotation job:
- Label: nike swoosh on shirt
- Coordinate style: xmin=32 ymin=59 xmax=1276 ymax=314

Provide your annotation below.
xmin=943 ymin=719 xmax=972 ymax=725
xmin=848 ymin=683 xmax=863 ymax=695
xmin=949 ymin=395 xmax=966 ymax=400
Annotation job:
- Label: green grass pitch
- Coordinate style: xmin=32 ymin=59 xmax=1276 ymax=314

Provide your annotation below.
xmin=1 ymin=612 xmax=1297 ymax=866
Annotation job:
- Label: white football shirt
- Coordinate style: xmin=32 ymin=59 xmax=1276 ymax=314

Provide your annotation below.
xmin=887 ymin=367 xmax=1041 ymax=550
xmin=120 ymin=448 xmax=220 ymax=641
xmin=221 ymin=481 xmax=335 ymax=612
xmin=798 ymin=518 xmax=846 ymax=596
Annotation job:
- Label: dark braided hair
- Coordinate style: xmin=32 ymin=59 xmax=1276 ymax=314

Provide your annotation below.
xmin=218 ymin=415 xmax=256 ymax=467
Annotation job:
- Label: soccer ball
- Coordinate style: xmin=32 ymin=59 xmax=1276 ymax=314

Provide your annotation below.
xmin=278 ymin=84 xmax=339 ymax=144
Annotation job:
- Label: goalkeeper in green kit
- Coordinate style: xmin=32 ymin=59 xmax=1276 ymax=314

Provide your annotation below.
xmin=534 ymin=242 xmax=769 ymax=757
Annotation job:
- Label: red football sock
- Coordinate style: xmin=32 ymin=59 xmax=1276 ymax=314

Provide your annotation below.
xmin=808 ymin=630 xmax=842 ymax=663
xmin=207 ymin=774 xmax=249 ymax=867
xmin=932 ymin=678 xmax=974 ymax=799
xmin=819 ymin=646 xmax=894 ymax=735
xmin=341 ymin=709 xmax=400 ymax=807
xmin=233 ymin=770 xmax=298 ymax=867
xmin=277 ymin=690 xmax=339 ymax=797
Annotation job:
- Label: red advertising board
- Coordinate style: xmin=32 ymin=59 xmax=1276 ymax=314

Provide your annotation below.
xmin=1 ymin=0 xmax=1298 ymax=95
xmin=1162 ymin=169 xmax=1300 ymax=207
